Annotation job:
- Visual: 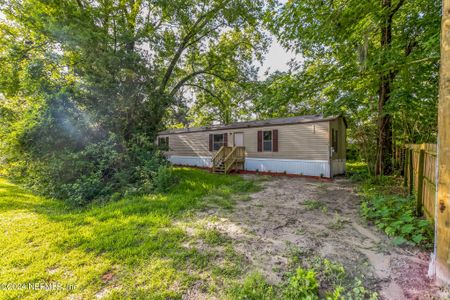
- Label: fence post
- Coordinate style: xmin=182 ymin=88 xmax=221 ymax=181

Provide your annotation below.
xmin=409 ymin=148 xmax=414 ymax=195
xmin=416 ymin=149 xmax=425 ymax=216
xmin=435 ymin=0 xmax=450 ymax=283
xmin=403 ymin=148 xmax=408 ymax=188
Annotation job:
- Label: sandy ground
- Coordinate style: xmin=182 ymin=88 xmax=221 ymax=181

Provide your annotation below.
xmin=196 ymin=175 xmax=448 ymax=299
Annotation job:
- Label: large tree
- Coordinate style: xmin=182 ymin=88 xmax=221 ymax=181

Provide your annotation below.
xmin=0 ymin=0 xmax=267 ymax=203
xmin=267 ymin=0 xmax=440 ymax=175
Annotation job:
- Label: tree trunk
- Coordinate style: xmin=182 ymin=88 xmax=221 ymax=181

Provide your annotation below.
xmin=376 ymin=0 xmax=394 ymax=175
xmin=376 ymin=75 xmax=394 ymax=175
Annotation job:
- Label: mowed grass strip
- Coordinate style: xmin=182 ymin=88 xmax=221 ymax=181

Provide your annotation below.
xmin=0 ymin=168 xmax=258 ymax=299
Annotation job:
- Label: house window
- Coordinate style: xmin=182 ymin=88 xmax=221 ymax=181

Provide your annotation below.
xmin=158 ymin=136 xmax=169 ymax=150
xmin=213 ymin=134 xmax=224 ymax=150
xmin=263 ymin=130 xmax=272 ymax=152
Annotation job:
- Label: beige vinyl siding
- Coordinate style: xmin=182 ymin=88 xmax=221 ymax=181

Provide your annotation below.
xmin=160 ymin=121 xmax=330 ymax=161
xmin=161 ymin=130 xmax=228 ymax=157
xmin=239 ymin=122 xmax=329 ymax=160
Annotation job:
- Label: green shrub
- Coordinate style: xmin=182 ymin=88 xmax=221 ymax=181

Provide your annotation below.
xmin=227 ymin=272 xmax=275 ymax=300
xmin=343 ymin=279 xmax=379 ymax=300
xmin=361 ymin=193 xmax=433 ymax=248
xmin=229 ymin=257 xmax=378 ymax=300
xmin=288 ymin=255 xmax=378 ymax=300
xmin=311 ymin=257 xmax=345 ymax=285
xmin=326 ymin=279 xmax=378 ymax=300
xmin=153 ymin=166 xmax=178 ymax=193
xmin=358 ymin=172 xmax=434 ymax=248
xmin=282 ymin=267 xmax=319 ymax=300
xmin=346 ymin=144 xmax=359 ymax=161
xmin=0 ymin=87 xmax=178 ymax=206
xmin=347 ymin=161 xmax=434 ymax=249
xmin=346 ymin=161 xmax=370 ymax=182
xmin=4 ymin=129 xmax=175 ymax=206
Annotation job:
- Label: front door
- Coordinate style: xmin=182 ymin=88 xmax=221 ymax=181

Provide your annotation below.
xmin=234 ymin=133 xmax=244 ymax=146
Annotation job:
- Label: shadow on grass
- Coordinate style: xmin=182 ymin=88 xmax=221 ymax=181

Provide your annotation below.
xmin=0 ymin=168 xmax=258 ymax=298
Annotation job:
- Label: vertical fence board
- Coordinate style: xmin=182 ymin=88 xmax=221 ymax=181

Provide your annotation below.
xmin=403 ymin=149 xmax=408 ymax=188
xmin=416 ymin=149 xmax=425 ymax=216
xmin=423 ymin=151 xmax=437 ymax=219
xmin=409 ymin=148 xmax=414 ymax=195
xmin=404 ymin=144 xmax=436 ymax=221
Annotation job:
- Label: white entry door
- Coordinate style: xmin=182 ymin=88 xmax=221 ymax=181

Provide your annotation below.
xmin=234 ymin=133 xmax=244 ymax=146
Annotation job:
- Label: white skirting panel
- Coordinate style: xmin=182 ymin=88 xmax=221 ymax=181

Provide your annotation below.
xmin=331 ymin=159 xmax=346 ymax=176
xmin=168 ymin=155 xmax=332 ymax=178
xmin=245 ymin=158 xmax=331 ymax=178
xmin=168 ymin=155 xmax=212 ymax=168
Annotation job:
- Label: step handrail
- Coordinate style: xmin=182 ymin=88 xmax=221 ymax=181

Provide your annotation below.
xmin=212 ymin=146 xmax=225 ymax=162
xmin=212 ymin=146 xmax=226 ymax=173
xmin=223 ymin=147 xmax=237 ymax=162
xmin=224 ymin=147 xmax=239 ymax=174
xmin=212 ymin=146 xmax=245 ymax=174
xmin=225 ymin=157 xmax=237 ymax=174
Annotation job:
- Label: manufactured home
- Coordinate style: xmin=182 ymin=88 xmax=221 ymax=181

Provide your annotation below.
xmin=157 ymin=115 xmax=347 ymax=178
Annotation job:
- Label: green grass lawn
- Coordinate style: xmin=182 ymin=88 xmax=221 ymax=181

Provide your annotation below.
xmin=0 ymin=168 xmax=259 ymax=299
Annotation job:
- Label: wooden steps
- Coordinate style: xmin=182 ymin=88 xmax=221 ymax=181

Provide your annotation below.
xmin=213 ymin=162 xmax=225 ymax=174
xmin=212 ymin=146 xmax=245 ymax=174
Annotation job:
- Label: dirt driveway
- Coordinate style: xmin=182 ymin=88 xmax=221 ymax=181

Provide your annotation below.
xmin=199 ymin=175 xmax=443 ymax=299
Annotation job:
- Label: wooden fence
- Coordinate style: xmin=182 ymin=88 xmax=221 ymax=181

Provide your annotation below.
xmin=394 ymin=144 xmax=437 ymax=220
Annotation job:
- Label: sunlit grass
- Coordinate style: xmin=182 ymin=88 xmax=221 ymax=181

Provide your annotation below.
xmin=0 ymin=168 xmax=258 ymax=299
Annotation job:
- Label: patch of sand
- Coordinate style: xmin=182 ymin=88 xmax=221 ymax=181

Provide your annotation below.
xmin=193 ymin=176 xmax=444 ymax=300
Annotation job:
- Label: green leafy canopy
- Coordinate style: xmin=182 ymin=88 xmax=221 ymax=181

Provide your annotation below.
xmin=0 ymin=0 xmax=268 ymax=204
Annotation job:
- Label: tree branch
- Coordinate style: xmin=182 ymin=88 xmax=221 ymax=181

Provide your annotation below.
xmin=185 ymin=21 xmax=226 ymax=48
xmin=203 ymin=71 xmax=234 ymax=82
xmin=75 ymin=0 xmax=84 ymax=9
xmin=185 ymin=83 xmax=226 ymax=106
xmin=169 ymin=69 xmax=211 ymax=96
xmin=390 ymin=0 xmax=407 ymax=19
xmin=204 ymin=71 xmax=246 ymax=87
xmin=159 ymin=2 xmax=228 ymax=92
xmin=391 ymin=37 xmax=419 ymax=80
